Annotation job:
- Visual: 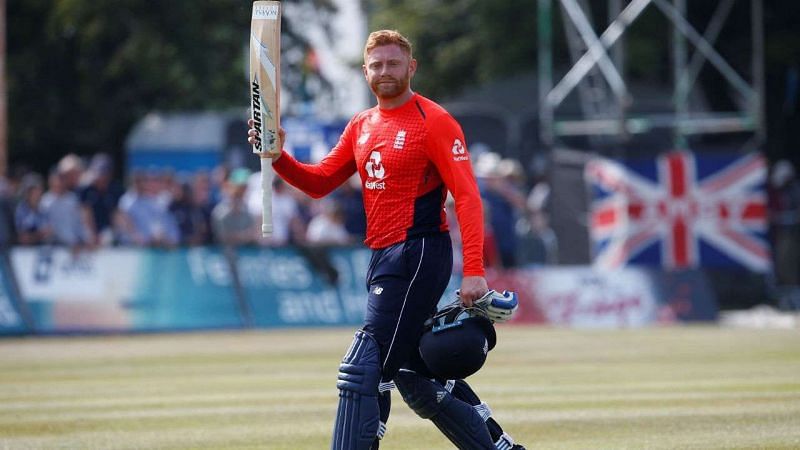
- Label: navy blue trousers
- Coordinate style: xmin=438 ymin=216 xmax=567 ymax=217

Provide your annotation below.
xmin=362 ymin=232 xmax=453 ymax=383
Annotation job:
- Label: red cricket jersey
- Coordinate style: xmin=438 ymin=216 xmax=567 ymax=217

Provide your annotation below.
xmin=273 ymin=93 xmax=485 ymax=276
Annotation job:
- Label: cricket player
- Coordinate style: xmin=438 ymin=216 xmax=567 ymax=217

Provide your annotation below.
xmin=249 ymin=29 xmax=523 ymax=450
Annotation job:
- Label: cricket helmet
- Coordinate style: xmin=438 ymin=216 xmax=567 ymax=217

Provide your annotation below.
xmin=418 ymin=305 xmax=496 ymax=380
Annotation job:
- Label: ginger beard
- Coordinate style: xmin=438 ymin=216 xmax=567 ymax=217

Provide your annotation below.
xmin=370 ymin=72 xmax=410 ymax=100
xmin=364 ymin=46 xmax=415 ymax=102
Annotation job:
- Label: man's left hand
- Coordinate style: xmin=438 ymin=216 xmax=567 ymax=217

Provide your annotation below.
xmin=459 ymin=276 xmax=488 ymax=307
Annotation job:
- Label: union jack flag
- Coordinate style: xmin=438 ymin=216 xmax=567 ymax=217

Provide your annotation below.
xmin=585 ymin=151 xmax=770 ymax=272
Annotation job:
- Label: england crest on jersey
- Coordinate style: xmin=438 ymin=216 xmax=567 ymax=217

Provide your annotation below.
xmin=585 ymin=150 xmax=770 ymax=272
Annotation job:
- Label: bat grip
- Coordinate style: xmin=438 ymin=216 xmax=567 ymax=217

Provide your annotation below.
xmin=261 ymin=157 xmax=274 ymax=237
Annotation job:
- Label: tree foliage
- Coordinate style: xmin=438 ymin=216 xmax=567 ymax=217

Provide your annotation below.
xmin=365 ymin=0 xmax=538 ymax=100
xmin=7 ymin=0 xmax=335 ymax=175
xmin=8 ymin=0 xmax=797 ymax=174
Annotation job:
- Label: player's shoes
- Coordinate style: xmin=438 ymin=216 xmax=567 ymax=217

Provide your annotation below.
xmin=495 ymin=432 xmax=526 ymax=450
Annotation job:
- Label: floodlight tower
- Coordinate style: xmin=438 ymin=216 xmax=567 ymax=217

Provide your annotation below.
xmin=537 ymin=0 xmax=765 ymax=151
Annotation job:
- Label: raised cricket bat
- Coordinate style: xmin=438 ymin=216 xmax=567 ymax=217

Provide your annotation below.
xmin=250 ymin=1 xmax=281 ymax=237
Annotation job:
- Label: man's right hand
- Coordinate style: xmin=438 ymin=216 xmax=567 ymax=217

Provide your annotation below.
xmin=247 ymin=118 xmax=284 ymax=160
xmin=458 ymin=275 xmax=489 ymax=307
xmin=474 ymin=290 xmax=519 ymax=323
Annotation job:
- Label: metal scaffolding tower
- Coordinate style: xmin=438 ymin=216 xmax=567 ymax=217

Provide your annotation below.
xmin=537 ymin=0 xmax=765 ymax=150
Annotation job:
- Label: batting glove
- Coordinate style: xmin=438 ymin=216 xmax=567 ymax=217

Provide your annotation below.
xmin=474 ymin=290 xmax=519 ymax=323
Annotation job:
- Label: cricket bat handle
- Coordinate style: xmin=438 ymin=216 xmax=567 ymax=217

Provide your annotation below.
xmin=261 ymin=157 xmax=274 ymax=237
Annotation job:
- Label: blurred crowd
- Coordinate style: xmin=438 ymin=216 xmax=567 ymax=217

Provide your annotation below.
xmin=1 ymin=153 xmax=369 ymax=250
xmin=451 ymin=148 xmax=559 ymax=269
xmin=2 ymin=150 xmax=800 ymax=282
xmin=0 ymin=150 xmax=560 ymax=268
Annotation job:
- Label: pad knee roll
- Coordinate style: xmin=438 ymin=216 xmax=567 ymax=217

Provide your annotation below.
xmin=394 ymin=370 xmax=495 ymax=450
xmin=394 ymin=370 xmax=447 ymax=419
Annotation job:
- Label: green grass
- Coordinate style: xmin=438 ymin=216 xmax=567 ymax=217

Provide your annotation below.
xmin=1 ymin=326 xmax=799 ymax=449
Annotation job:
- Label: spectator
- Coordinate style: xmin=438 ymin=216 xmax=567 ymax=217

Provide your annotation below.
xmin=169 ymin=178 xmax=210 ymax=246
xmin=445 ymin=189 xmax=503 ymax=271
xmin=190 ymin=170 xmax=215 ymax=245
xmin=40 ymin=167 xmax=92 ymax=248
xmin=210 ymin=163 xmax=230 ymax=206
xmin=118 ymin=169 xmax=144 ymax=213
xmin=475 ymin=152 xmax=526 ymax=268
xmin=56 ymin=153 xmax=85 ymax=193
xmin=212 ymin=168 xmax=257 ymax=246
xmin=482 ymin=200 xmax=502 ymax=269
xmin=516 ymin=180 xmax=559 ymax=265
xmin=333 ymin=175 xmax=367 ymax=242
xmin=0 ymin=176 xmax=16 ymax=247
xmin=78 ymin=153 xmax=122 ymax=246
xmin=117 ymin=169 xmax=179 ymax=247
xmin=768 ymin=159 xmax=800 ymax=287
xmin=7 ymin=163 xmax=33 ymax=196
xmin=14 ymin=173 xmax=50 ymax=245
xmin=306 ymin=199 xmax=352 ymax=245
xmin=290 ymin=191 xmax=314 ymax=245
xmin=155 ymin=168 xmax=176 ymax=210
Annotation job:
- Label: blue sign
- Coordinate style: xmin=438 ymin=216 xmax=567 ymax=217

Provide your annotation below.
xmin=236 ymin=246 xmax=369 ymax=327
xmin=0 ymin=254 xmax=29 ymax=335
xmin=130 ymin=248 xmax=244 ymax=330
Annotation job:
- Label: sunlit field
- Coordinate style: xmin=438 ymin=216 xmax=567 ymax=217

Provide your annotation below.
xmin=1 ymin=326 xmax=799 ymax=449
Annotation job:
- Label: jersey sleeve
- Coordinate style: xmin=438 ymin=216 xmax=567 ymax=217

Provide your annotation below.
xmin=425 ymin=114 xmax=485 ymax=277
xmin=273 ymin=120 xmax=359 ymax=199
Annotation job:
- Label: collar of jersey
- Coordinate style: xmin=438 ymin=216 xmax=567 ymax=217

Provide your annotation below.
xmin=378 ymin=92 xmax=417 ymax=116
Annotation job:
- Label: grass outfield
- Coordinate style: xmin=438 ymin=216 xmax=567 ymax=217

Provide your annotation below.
xmin=1 ymin=326 xmax=799 ymax=449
